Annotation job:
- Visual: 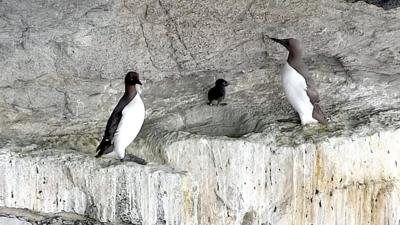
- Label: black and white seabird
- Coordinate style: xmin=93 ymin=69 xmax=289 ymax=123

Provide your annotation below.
xmin=95 ymin=71 xmax=146 ymax=164
xmin=208 ymin=79 xmax=230 ymax=106
xmin=270 ymin=37 xmax=327 ymax=125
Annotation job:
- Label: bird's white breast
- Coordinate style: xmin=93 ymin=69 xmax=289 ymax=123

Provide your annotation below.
xmin=281 ymin=63 xmax=317 ymax=124
xmin=112 ymin=94 xmax=145 ymax=158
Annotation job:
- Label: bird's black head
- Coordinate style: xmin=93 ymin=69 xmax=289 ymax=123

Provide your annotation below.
xmin=215 ymin=79 xmax=229 ymax=87
xmin=125 ymin=71 xmax=142 ymax=86
xmin=270 ymin=37 xmax=302 ymax=55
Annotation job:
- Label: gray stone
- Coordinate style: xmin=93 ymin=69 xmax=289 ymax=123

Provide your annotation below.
xmin=0 ymin=217 xmax=32 ymax=225
xmin=346 ymin=0 xmax=400 ymax=10
xmin=0 ymin=147 xmax=198 ymax=224
xmin=1 ymin=0 xmax=400 ymax=225
xmin=0 ymin=0 xmax=399 ymax=141
xmin=0 ymin=207 xmax=110 ymax=225
xmin=142 ymin=128 xmax=400 ymax=225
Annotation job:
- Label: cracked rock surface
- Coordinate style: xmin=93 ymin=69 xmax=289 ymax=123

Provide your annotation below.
xmin=0 ymin=207 xmax=123 ymax=225
xmin=346 ymin=0 xmax=400 ymax=10
xmin=1 ymin=0 xmax=400 ymax=224
xmin=0 ymin=146 xmax=198 ymax=224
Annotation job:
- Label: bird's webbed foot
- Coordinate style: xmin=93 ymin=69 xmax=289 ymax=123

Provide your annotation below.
xmin=122 ymin=154 xmax=147 ymax=165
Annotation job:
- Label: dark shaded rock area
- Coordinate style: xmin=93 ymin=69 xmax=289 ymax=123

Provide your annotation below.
xmin=347 ymin=0 xmax=400 ymax=10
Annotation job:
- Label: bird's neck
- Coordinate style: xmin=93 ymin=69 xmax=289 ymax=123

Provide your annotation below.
xmin=287 ymin=51 xmax=302 ymax=64
xmin=288 ymin=51 xmax=301 ymax=60
xmin=125 ymin=84 xmax=137 ymax=98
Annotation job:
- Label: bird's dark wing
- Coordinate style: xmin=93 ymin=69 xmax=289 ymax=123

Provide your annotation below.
xmin=288 ymin=58 xmax=315 ymax=87
xmin=306 ymin=85 xmax=328 ymax=124
xmin=208 ymin=87 xmax=216 ymax=102
xmin=95 ymin=93 xmax=136 ymax=157
xmin=208 ymin=87 xmax=225 ymax=102
xmin=288 ymin=59 xmax=328 ymax=124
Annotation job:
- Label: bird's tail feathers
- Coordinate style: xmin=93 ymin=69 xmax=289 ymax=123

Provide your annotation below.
xmin=95 ymin=138 xmax=113 ymax=158
xmin=312 ymin=104 xmax=328 ymax=125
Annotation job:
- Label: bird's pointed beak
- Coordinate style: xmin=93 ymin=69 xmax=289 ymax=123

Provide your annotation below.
xmin=270 ymin=37 xmax=289 ymax=48
xmin=137 ymin=80 xmax=143 ymax=85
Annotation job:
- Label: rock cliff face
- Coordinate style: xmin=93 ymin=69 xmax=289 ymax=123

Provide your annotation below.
xmin=347 ymin=0 xmax=400 ymax=10
xmin=0 ymin=0 xmax=400 ymax=224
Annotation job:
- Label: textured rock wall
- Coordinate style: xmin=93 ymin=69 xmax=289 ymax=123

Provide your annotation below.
xmin=1 ymin=0 xmax=400 ymax=224
xmin=0 ymin=147 xmax=198 ymax=224
xmin=1 ymin=0 xmax=399 ymax=140
xmin=0 ymin=207 xmax=113 ymax=225
xmin=150 ymin=129 xmax=400 ymax=225
xmin=347 ymin=0 xmax=400 ymax=10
